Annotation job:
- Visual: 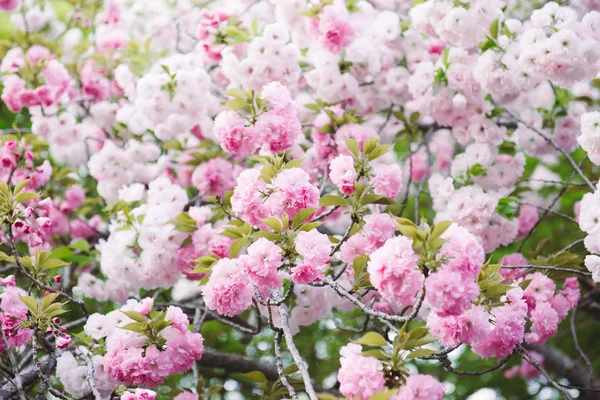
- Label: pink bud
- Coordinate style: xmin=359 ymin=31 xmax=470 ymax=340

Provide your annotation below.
xmin=54 ymin=275 xmax=62 ymax=283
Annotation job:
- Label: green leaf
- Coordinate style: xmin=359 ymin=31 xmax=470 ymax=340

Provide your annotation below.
xmin=120 ymin=322 xmax=146 ymax=333
xmin=519 ymin=279 xmax=532 ymax=290
xmin=367 ymin=145 xmax=391 ymax=161
xmin=229 ymin=237 xmax=248 ymax=258
xmin=362 ymin=138 xmax=379 ymax=155
xmin=261 ymin=217 xmax=283 ymax=233
xmin=395 ymin=217 xmax=416 ymax=227
xmin=121 ymin=310 xmax=147 ymax=323
xmin=292 ymin=208 xmax=317 ymax=229
xmin=224 ymin=88 xmax=247 ymax=100
xmin=361 ymin=194 xmax=395 ymax=205
xmin=353 ymin=331 xmax=388 ymax=346
xmin=223 ymin=99 xmax=250 ymax=111
xmin=320 ymin=195 xmax=347 ymax=207
xmin=42 ymin=258 xmax=70 ymax=270
xmin=486 ymin=283 xmax=512 ymax=298
xmin=469 ymin=163 xmax=487 ymax=177
xmin=251 ymin=231 xmax=280 ymax=241
xmin=69 ymin=239 xmax=90 ymax=252
xmin=409 ymin=112 xmax=421 ymax=124
xmin=283 ymin=159 xmax=305 ymax=170
xmin=406 ymin=348 xmax=437 ymax=359
xmin=345 ymin=137 xmax=359 ymax=157
xmin=398 ymin=224 xmax=418 ymax=238
xmin=370 ymin=390 xmax=395 ymax=400
xmin=407 ymin=327 xmax=429 ymax=340
xmin=298 ymin=221 xmax=323 ymax=232
xmin=0 ymin=182 xmax=10 ymax=198
xmin=431 ymin=220 xmax=452 ymax=239
xmin=40 ymin=293 xmax=60 ymax=312
xmin=13 ymin=178 xmax=31 ymax=195
xmin=19 ymin=295 xmax=38 ymax=315
xmin=15 ymin=192 xmax=38 ymax=203
xmin=361 ymin=349 xmax=388 ymax=359
xmin=489 ymin=19 xmax=499 ymax=39
xmin=243 ymin=371 xmax=267 ymax=383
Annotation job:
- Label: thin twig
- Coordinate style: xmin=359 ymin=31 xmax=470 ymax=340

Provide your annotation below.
xmin=75 ymin=349 xmax=102 ymax=400
xmin=570 ymin=306 xmax=594 ymax=384
xmin=506 ymin=109 xmax=595 ymax=191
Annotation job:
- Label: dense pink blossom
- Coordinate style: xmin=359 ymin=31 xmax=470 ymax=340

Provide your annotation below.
xmin=370 ymin=164 xmax=403 ymax=199
xmin=329 ymin=154 xmax=356 ymax=195
xmin=338 ymin=343 xmax=385 ymax=400
xmin=203 ymin=258 xmax=254 ymax=317
xmin=367 ymin=236 xmax=423 ymax=307
xmin=393 ymin=374 xmax=445 ymax=400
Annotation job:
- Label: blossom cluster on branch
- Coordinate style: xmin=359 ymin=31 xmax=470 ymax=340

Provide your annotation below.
xmin=0 ymin=0 xmax=599 ymax=399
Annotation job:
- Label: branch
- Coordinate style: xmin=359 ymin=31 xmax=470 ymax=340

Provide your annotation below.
xmin=75 ymin=349 xmax=102 ymax=400
xmin=274 ymin=331 xmax=297 ymax=399
xmin=199 ymin=349 xmax=278 ymax=381
xmin=0 ymin=353 xmax=56 ymax=399
xmin=527 ymin=343 xmax=600 ymax=400
xmin=518 ymin=345 xmax=574 ymax=400
xmin=500 ymin=265 xmax=591 ymax=277
xmin=278 ymin=303 xmax=318 ymax=400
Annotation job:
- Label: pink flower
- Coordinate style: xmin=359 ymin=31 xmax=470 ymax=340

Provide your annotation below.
xmin=361 ymin=213 xmax=398 ymax=253
xmin=65 ymin=185 xmax=85 ymax=209
xmin=393 ymin=374 xmax=445 ymax=400
xmin=427 ymin=312 xmax=462 ymax=347
xmin=261 ymin=81 xmax=294 ymax=110
xmin=518 ymin=204 xmax=538 ymax=236
xmin=319 ymin=5 xmax=355 ymax=54
xmin=367 ymin=236 xmax=423 ymax=307
xmin=1 ymin=75 xmax=25 ymax=113
xmin=550 ymin=278 xmax=579 ymax=320
xmin=525 ymin=301 xmax=558 ymax=346
xmin=294 ymin=231 xmax=332 ymax=266
xmin=291 ymin=264 xmax=324 ymax=284
xmin=203 ymin=258 xmax=254 ymax=317
xmin=121 ymin=389 xmax=157 ymax=400
xmin=505 ymin=352 xmax=544 ymax=380
xmin=500 ymin=253 xmax=528 ymax=282
xmin=239 ymin=238 xmax=283 ymax=289
xmin=425 ymin=269 xmax=479 ymax=316
xmin=329 ymin=154 xmax=356 ymax=195
xmin=191 ymin=157 xmax=237 ymax=196
xmin=213 ymin=110 xmax=258 ymax=155
xmin=523 ymin=272 xmax=556 ymax=310
xmin=459 ymin=305 xmax=492 ymax=345
xmin=472 ymin=288 xmax=527 ymax=359
xmin=340 ymin=233 xmax=369 ymax=264
xmin=166 ymin=306 xmax=190 ymax=332
xmin=439 ymin=224 xmax=485 ymax=279
xmin=338 ymin=343 xmax=385 ymax=400
xmin=267 ymin=168 xmax=320 ymax=220
xmin=55 ymin=334 xmax=72 ymax=350
xmin=231 ymin=169 xmax=270 ymax=227
xmin=0 ymin=0 xmax=20 ymax=12
xmin=255 ymin=109 xmax=301 ymax=153
xmin=174 ymin=392 xmax=199 ymax=400
xmin=370 ymin=164 xmax=403 ymax=199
